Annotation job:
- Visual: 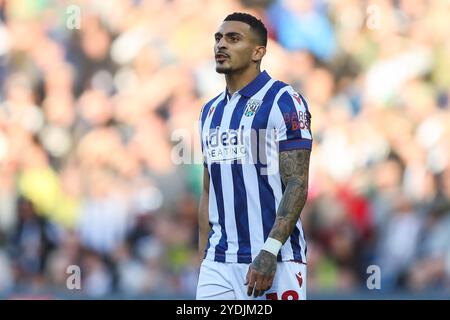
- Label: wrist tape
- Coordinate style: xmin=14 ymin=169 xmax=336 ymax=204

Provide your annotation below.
xmin=262 ymin=237 xmax=282 ymax=256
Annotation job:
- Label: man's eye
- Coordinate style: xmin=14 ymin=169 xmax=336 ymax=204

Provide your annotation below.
xmin=231 ymin=37 xmax=239 ymax=42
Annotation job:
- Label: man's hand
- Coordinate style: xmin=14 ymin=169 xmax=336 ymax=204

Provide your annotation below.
xmin=245 ymin=250 xmax=277 ymax=297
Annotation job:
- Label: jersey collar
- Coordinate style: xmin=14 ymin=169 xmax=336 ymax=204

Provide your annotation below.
xmin=239 ymin=70 xmax=271 ymax=98
xmin=225 ymin=70 xmax=271 ymax=99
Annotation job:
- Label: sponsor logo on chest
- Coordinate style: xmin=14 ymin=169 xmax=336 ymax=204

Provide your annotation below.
xmin=204 ymin=125 xmax=246 ymax=162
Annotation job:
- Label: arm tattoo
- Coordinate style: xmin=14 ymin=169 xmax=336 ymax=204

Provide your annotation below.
xmin=268 ymin=149 xmax=310 ymax=243
xmin=250 ymin=150 xmax=310 ymax=285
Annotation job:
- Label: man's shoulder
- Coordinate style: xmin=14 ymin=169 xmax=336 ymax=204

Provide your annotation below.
xmin=259 ymin=80 xmax=303 ymax=108
xmin=199 ymin=92 xmax=224 ymax=120
xmin=262 ymin=79 xmax=296 ymax=100
xmin=204 ymin=92 xmax=224 ymax=106
xmin=267 ymin=81 xmax=307 ymax=106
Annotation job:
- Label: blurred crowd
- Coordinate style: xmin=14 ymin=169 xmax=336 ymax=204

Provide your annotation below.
xmin=0 ymin=0 xmax=450 ymax=298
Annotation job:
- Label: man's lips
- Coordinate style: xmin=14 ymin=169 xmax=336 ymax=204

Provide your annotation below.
xmin=215 ymin=53 xmax=230 ymax=62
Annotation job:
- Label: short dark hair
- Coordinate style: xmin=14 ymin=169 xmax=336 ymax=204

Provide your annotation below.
xmin=224 ymin=12 xmax=267 ymax=46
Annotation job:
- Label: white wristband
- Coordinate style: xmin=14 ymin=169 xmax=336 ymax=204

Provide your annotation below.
xmin=262 ymin=237 xmax=283 ymax=257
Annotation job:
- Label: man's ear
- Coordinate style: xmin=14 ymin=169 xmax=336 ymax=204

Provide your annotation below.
xmin=252 ymin=46 xmax=266 ymax=62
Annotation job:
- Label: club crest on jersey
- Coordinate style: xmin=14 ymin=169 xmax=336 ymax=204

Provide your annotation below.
xmin=244 ymin=99 xmax=262 ymax=117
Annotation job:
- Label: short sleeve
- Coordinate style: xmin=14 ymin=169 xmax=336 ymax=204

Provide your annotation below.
xmin=274 ymin=89 xmax=312 ymax=152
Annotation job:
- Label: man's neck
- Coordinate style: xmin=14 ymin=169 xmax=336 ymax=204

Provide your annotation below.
xmin=225 ymin=67 xmax=261 ymax=96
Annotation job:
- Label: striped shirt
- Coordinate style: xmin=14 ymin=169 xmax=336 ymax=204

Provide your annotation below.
xmin=199 ymin=70 xmax=312 ymax=264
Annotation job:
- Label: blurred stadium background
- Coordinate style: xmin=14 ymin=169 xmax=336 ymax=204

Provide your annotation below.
xmin=0 ymin=0 xmax=450 ymax=299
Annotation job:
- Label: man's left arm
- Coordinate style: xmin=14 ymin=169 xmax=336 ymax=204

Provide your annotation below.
xmin=245 ymin=149 xmax=311 ymax=297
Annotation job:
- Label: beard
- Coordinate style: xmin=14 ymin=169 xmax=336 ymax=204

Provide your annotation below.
xmin=215 ymin=64 xmax=232 ymax=74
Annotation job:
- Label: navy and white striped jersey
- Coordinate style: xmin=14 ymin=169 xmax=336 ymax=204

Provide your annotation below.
xmin=199 ymin=71 xmax=312 ymax=264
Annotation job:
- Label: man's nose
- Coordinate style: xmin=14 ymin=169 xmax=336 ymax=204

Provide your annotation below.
xmin=216 ymin=37 xmax=227 ymax=50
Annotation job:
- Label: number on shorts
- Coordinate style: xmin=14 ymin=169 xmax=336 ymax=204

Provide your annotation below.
xmin=265 ymin=290 xmax=299 ymax=300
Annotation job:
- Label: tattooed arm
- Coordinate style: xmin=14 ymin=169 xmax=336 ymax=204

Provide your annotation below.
xmin=268 ymin=149 xmax=310 ymax=244
xmin=245 ymin=149 xmax=311 ymax=297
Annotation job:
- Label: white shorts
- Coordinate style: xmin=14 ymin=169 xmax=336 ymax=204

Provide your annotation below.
xmin=196 ymin=259 xmax=307 ymax=300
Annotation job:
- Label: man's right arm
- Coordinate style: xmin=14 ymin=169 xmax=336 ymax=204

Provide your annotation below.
xmin=198 ymin=167 xmax=211 ymax=257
